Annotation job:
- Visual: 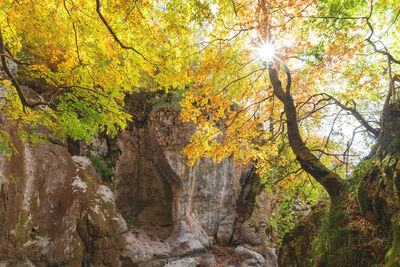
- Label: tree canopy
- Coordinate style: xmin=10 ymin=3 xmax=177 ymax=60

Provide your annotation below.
xmin=0 ymin=0 xmax=201 ymax=148
xmin=180 ymin=0 xmax=400 ymax=203
xmin=1 ymin=0 xmax=400 ymax=203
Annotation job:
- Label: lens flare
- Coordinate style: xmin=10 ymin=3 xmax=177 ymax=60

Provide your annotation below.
xmin=256 ymin=42 xmax=276 ymax=63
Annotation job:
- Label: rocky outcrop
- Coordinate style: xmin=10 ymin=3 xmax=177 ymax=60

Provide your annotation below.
xmin=114 ymin=102 xmax=255 ymax=265
xmin=278 ymin=202 xmax=327 ymax=267
xmin=237 ymin=191 xmax=279 ymax=259
xmin=0 ymin=93 xmax=279 ymax=266
xmin=0 ymin=119 xmax=126 ymax=266
xmin=234 ymin=246 xmax=266 ymax=267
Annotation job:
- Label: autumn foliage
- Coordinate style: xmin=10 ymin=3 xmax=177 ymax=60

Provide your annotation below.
xmin=1 ymin=0 xmax=400 ymax=204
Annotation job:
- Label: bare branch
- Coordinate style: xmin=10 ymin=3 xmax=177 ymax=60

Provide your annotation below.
xmin=322 ymin=93 xmax=380 ymax=137
xmin=231 ymin=0 xmax=237 ymax=16
xmin=365 ymin=2 xmax=400 ymax=65
xmin=63 ymin=0 xmax=82 ymax=63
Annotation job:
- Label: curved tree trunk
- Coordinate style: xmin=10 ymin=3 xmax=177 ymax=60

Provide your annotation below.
xmin=268 ymin=64 xmax=346 ymax=204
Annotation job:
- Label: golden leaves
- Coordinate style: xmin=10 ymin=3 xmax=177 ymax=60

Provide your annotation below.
xmin=0 ymin=0 xmax=205 ymax=144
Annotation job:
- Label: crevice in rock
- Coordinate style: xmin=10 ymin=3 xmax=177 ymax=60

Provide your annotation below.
xmin=231 ymin=166 xmax=260 ymax=245
xmin=115 ymin=117 xmax=181 ymax=239
xmin=67 ymin=137 xmax=80 ymax=156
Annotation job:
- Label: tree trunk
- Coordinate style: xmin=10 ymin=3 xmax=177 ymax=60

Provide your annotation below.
xmin=268 ymin=65 xmax=346 ymax=204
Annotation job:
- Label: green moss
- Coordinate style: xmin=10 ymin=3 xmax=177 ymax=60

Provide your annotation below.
xmin=80 ymin=170 xmax=96 ymax=197
xmin=372 ymin=178 xmax=386 ymax=224
xmin=89 ymin=155 xmax=115 ymax=182
xmin=29 ymin=193 xmax=40 ymax=216
xmin=394 ymin=171 xmax=400 ymax=200
xmin=150 ymin=90 xmax=186 ymax=112
xmin=311 ymin=205 xmax=351 ymax=267
xmin=382 ymin=154 xmax=398 ymax=176
xmin=88 ymin=206 xmax=115 ymax=236
xmin=356 ymin=184 xmax=371 ymax=217
xmin=13 ymin=212 xmax=29 ymax=245
xmin=125 ymin=217 xmax=138 ymax=228
xmin=386 ymin=136 xmax=399 ymax=154
xmin=67 ymin=238 xmax=85 ymax=267
xmin=351 ymin=158 xmax=374 ymax=186
xmin=353 ymin=159 xmax=374 ymax=217
xmin=88 ymin=194 xmax=122 ymax=236
xmin=385 ymin=217 xmax=400 ymax=266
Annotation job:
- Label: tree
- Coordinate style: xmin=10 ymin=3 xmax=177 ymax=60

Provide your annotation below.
xmin=1 ymin=0 xmax=399 ymax=206
xmin=0 ymin=0 xmax=205 ymax=154
xmin=180 ymin=0 xmax=400 ymax=205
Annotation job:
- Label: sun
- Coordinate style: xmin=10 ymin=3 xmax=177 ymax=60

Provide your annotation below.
xmin=256 ymin=41 xmax=276 ymax=63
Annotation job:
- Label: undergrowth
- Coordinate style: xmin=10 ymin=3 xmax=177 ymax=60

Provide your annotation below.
xmin=89 ymin=155 xmax=115 ymax=182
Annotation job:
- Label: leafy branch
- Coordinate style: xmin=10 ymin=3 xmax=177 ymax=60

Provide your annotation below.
xmin=95 ymin=0 xmax=154 ymax=66
xmin=0 ymin=26 xmax=49 ymax=113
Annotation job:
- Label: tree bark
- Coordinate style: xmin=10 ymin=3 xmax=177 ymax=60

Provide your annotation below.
xmin=268 ymin=64 xmax=346 ymax=204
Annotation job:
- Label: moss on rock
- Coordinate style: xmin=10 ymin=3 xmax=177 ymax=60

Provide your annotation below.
xmin=356 ymin=185 xmax=371 ymax=217
xmin=385 ymin=217 xmax=400 ymax=267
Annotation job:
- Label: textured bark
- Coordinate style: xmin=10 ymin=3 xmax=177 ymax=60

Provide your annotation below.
xmin=268 ymin=65 xmax=346 ymax=203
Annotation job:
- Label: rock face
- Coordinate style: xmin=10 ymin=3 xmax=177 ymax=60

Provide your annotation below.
xmin=278 ymin=203 xmax=327 ymax=267
xmin=114 ymin=104 xmax=249 ymax=265
xmin=0 ymin=95 xmax=278 ymax=266
xmin=0 ymin=119 xmax=126 ymax=266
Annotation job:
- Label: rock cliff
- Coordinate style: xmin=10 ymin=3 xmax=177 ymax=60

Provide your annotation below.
xmin=0 ymin=93 xmax=278 ymax=266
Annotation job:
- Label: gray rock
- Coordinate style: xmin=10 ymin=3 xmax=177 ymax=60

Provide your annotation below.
xmin=234 ymin=246 xmax=266 ymax=267
xmin=198 ymin=254 xmax=215 ymax=266
xmin=264 ymin=247 xmax=277 ymax=267
xmin=0 ymin=57 xmax=17 ymax=79
xmin=90 ymin=136 xmax=109 ymax=157
xmin=164 ymin=258 xmax=196 ymax=267
xmin=0 ymin=101 xmax=279 ymax=266
xmin=216 ymin=214 xmax=236 ymax=244
xmin=115 ymin=108 xmax=246 ymax=260
xmin=240 ymin=221 xmax=265 ymax=246
xmin=0 ymin=120 xmax=125 ymax=266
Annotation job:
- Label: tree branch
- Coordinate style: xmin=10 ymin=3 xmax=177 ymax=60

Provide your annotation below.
xmin=95 ymin=0 xmax=154 ymax=66
xmin=365 ymin=2 xmax=400 ymax=66
xmin=322 ymin=93 xmax=380 ymax=137
xmin=0 ymin=27 xmax=48 ymax=112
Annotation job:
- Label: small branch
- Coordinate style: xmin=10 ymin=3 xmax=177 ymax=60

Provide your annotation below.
xmin=63 ymin=0 xmax=82 ymax=63
xmin=95 ymin=0 xmax=154 ymax=66
xmin=299 ymin=15 xmax=367 ymax=20
xmin=301 ymin=3 xmax=400 ymax=66
xmin=322 ymin=93 xmax=380 ymax=137
xmin=216 ymin=66 xmax=265 ymax=95
xmin=364 ymin=2 xmax=400 ymax=65
xmin=274 ymin=168 xmax=303 ymax=186
xmin=231 ymin=0 xmax=237 ymax=16
xmin=4 ymin=47 xmax=29 ymax=65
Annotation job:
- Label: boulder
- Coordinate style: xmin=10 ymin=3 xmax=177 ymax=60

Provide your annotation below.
xmin=234 ymin=246 xmax=266 ymax=267
xmin=0 ymin=120 xmax=126 ymax=266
